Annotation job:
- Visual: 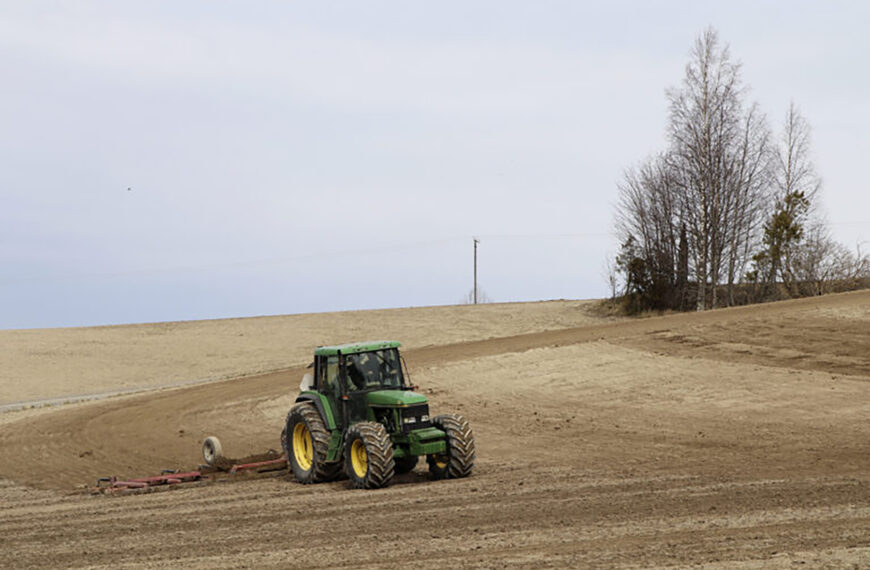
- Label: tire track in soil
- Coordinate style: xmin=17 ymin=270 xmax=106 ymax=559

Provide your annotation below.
xmin=1 ymin=468 xmax=868 ymax=568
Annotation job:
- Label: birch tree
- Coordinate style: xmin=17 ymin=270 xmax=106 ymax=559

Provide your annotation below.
xmin=765 ymin=102 xmax=822 ymax=294
xmin=616 ymin=27 xmax=771 ymax=310
xmin=610 ymin=28 xmax=856 ymax=312
xmin=666 ymin=28 xmax=769 ymax=309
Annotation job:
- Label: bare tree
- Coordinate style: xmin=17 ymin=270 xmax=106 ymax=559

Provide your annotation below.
xmin=460 ymin=288 xmax=491 ymax=304
xmin=775 ymin=103 xmax=821 ymax=203
xmin=615 ymin=28 xmax=771 ymax=311
xmin=722 ymin=102 xmax=773 ymax=305
xmin=610 ymin=28 xmax=861 ymax=313
xmin=602 ymin=253 xmax=619 ymax=299
xmin=792 ymin=220 xmax=870 ymax=295
xmin=666 ymin=27 xmax=746 ymax=309
xmin=615 ymin=154 xmax=681 ymax=309
xmin=793 ymin=222 xmax=839 ymax=295
xmin=764 ymin=102 xmax=822 ymax=295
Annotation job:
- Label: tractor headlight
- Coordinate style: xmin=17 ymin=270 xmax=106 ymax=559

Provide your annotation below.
xmin=403 ymin=417 xmax=417 ymax=424
xmin=420 ymin=414 xmax=429 ymax=422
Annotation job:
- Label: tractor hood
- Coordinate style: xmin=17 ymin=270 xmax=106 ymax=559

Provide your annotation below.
xmin=365 ymin=390 xmax=428 ymax=407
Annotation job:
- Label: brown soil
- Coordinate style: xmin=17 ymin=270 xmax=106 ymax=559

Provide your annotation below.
xmin=1 ymin=291 xmax=870 ymax=568
xmin=0 ymin=299 xmax=608 ymax=404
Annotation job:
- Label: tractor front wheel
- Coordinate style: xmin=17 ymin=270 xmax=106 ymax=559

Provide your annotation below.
xmin=428 ymin=414 xmax=475 ymax=480
xmin=344 ymin=422 xmax=395 ymax=489
xmin=282 ymin=402 xmax=341 ymax=484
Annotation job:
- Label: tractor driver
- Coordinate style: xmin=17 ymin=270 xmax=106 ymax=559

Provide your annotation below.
xmin=346 ymin=353 xmax=377 ymax=390
xmin=346 ymin=356 xmax=367 ymax=390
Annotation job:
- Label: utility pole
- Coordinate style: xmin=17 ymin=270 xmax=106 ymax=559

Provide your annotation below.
xmin=473 ymin=237 xmax=479 ymax=305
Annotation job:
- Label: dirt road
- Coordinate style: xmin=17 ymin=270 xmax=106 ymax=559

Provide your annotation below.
xmin=2 ymin=291 xmax=870 ymax=568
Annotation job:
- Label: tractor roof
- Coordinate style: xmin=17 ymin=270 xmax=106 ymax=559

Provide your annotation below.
xmin=314 ymin=340 xmax=401 ymax=356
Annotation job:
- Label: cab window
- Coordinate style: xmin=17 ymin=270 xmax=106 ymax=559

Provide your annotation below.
xmin=325 ymin=356 xmax=340 ymax=397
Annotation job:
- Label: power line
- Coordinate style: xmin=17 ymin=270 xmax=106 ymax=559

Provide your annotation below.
xmin=477 ymin=232 xmax=611 ymax=239
xmin=0 ymin=232 xmax=616 ymax=287
xmin=0 ymin=237 xmax=467 ymax=286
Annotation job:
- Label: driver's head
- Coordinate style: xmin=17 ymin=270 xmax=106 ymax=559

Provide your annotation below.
xmin=363 ymin=354 xmax=376 ymax=378
xmin=348 ymin=361 xmax=365 ymax=389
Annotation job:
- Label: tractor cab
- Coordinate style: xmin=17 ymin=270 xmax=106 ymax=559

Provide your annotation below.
xmin=309 ymin=341 xmax=422 ymax=427
xmin=343 ymin=345 xmax=405 ymax=391
xmin=285 ymin=340 xmax=475 ymax=489
xmin=310 ymin=341 xmax=406 ymax=393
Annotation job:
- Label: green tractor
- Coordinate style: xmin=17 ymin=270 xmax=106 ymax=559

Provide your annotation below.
xmin=281 ymin=340 xmax=475 ymax=489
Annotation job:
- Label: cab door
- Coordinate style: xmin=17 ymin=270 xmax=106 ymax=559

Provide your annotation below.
xmin=320 ymin=355 xmax=343 ymax=429
xmin=340 ymin=354 xmax=371 ymax=425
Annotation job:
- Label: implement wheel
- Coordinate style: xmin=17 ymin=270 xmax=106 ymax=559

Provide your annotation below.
xmin=344 ymin=422 xmax=395 ymax=489
xmin=202 ymin=436 xmax=223 ymax=466
xmin=428 ymin=414 xmax=475 ymax=480
xmin=282 ymin=402 xmax=341 ymax=484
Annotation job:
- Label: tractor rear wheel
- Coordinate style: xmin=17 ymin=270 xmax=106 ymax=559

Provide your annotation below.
xmin=344 ymin=422 xmax=395 ymax=489
xmin=428 ymin=414 xmax=475 ymax=480
xmin=282 ymin=402 xmax=341 ymax=484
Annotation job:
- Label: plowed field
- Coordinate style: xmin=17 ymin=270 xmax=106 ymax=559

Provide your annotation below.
xmin=2 ymin=292 xmax=870 ymax=568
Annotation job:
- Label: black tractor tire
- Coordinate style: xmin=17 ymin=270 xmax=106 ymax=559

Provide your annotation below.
xmin=282 ymin=402 xmax=342 ymax=484
xmin=344 ymin=422 xmax=396 ymax=489
xmin=428 ymin=414 xmax=475 ymax=480
xmin=394 ymin=454 xmax=418 ymax=474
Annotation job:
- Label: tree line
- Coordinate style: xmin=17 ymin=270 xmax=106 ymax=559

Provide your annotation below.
xmin=610 ymin=28 xmax=868 ymax=313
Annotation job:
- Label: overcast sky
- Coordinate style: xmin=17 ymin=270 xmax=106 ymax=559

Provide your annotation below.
xmin=1 ymin=1 xmax=868 ymax=329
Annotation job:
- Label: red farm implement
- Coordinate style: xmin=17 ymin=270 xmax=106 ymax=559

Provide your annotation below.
xmin=91 ymin=436 xmax=287 ymax=495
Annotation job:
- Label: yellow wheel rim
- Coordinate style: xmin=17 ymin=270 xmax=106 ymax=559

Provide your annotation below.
xmin=293 ymin=422 xmax=313 ymax=471
xmin=350 ymin=439 xmax=368 ymax=478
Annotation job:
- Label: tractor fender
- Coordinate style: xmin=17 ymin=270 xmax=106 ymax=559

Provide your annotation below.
xmin=295 ymin=392 xmax=337 ymax=431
